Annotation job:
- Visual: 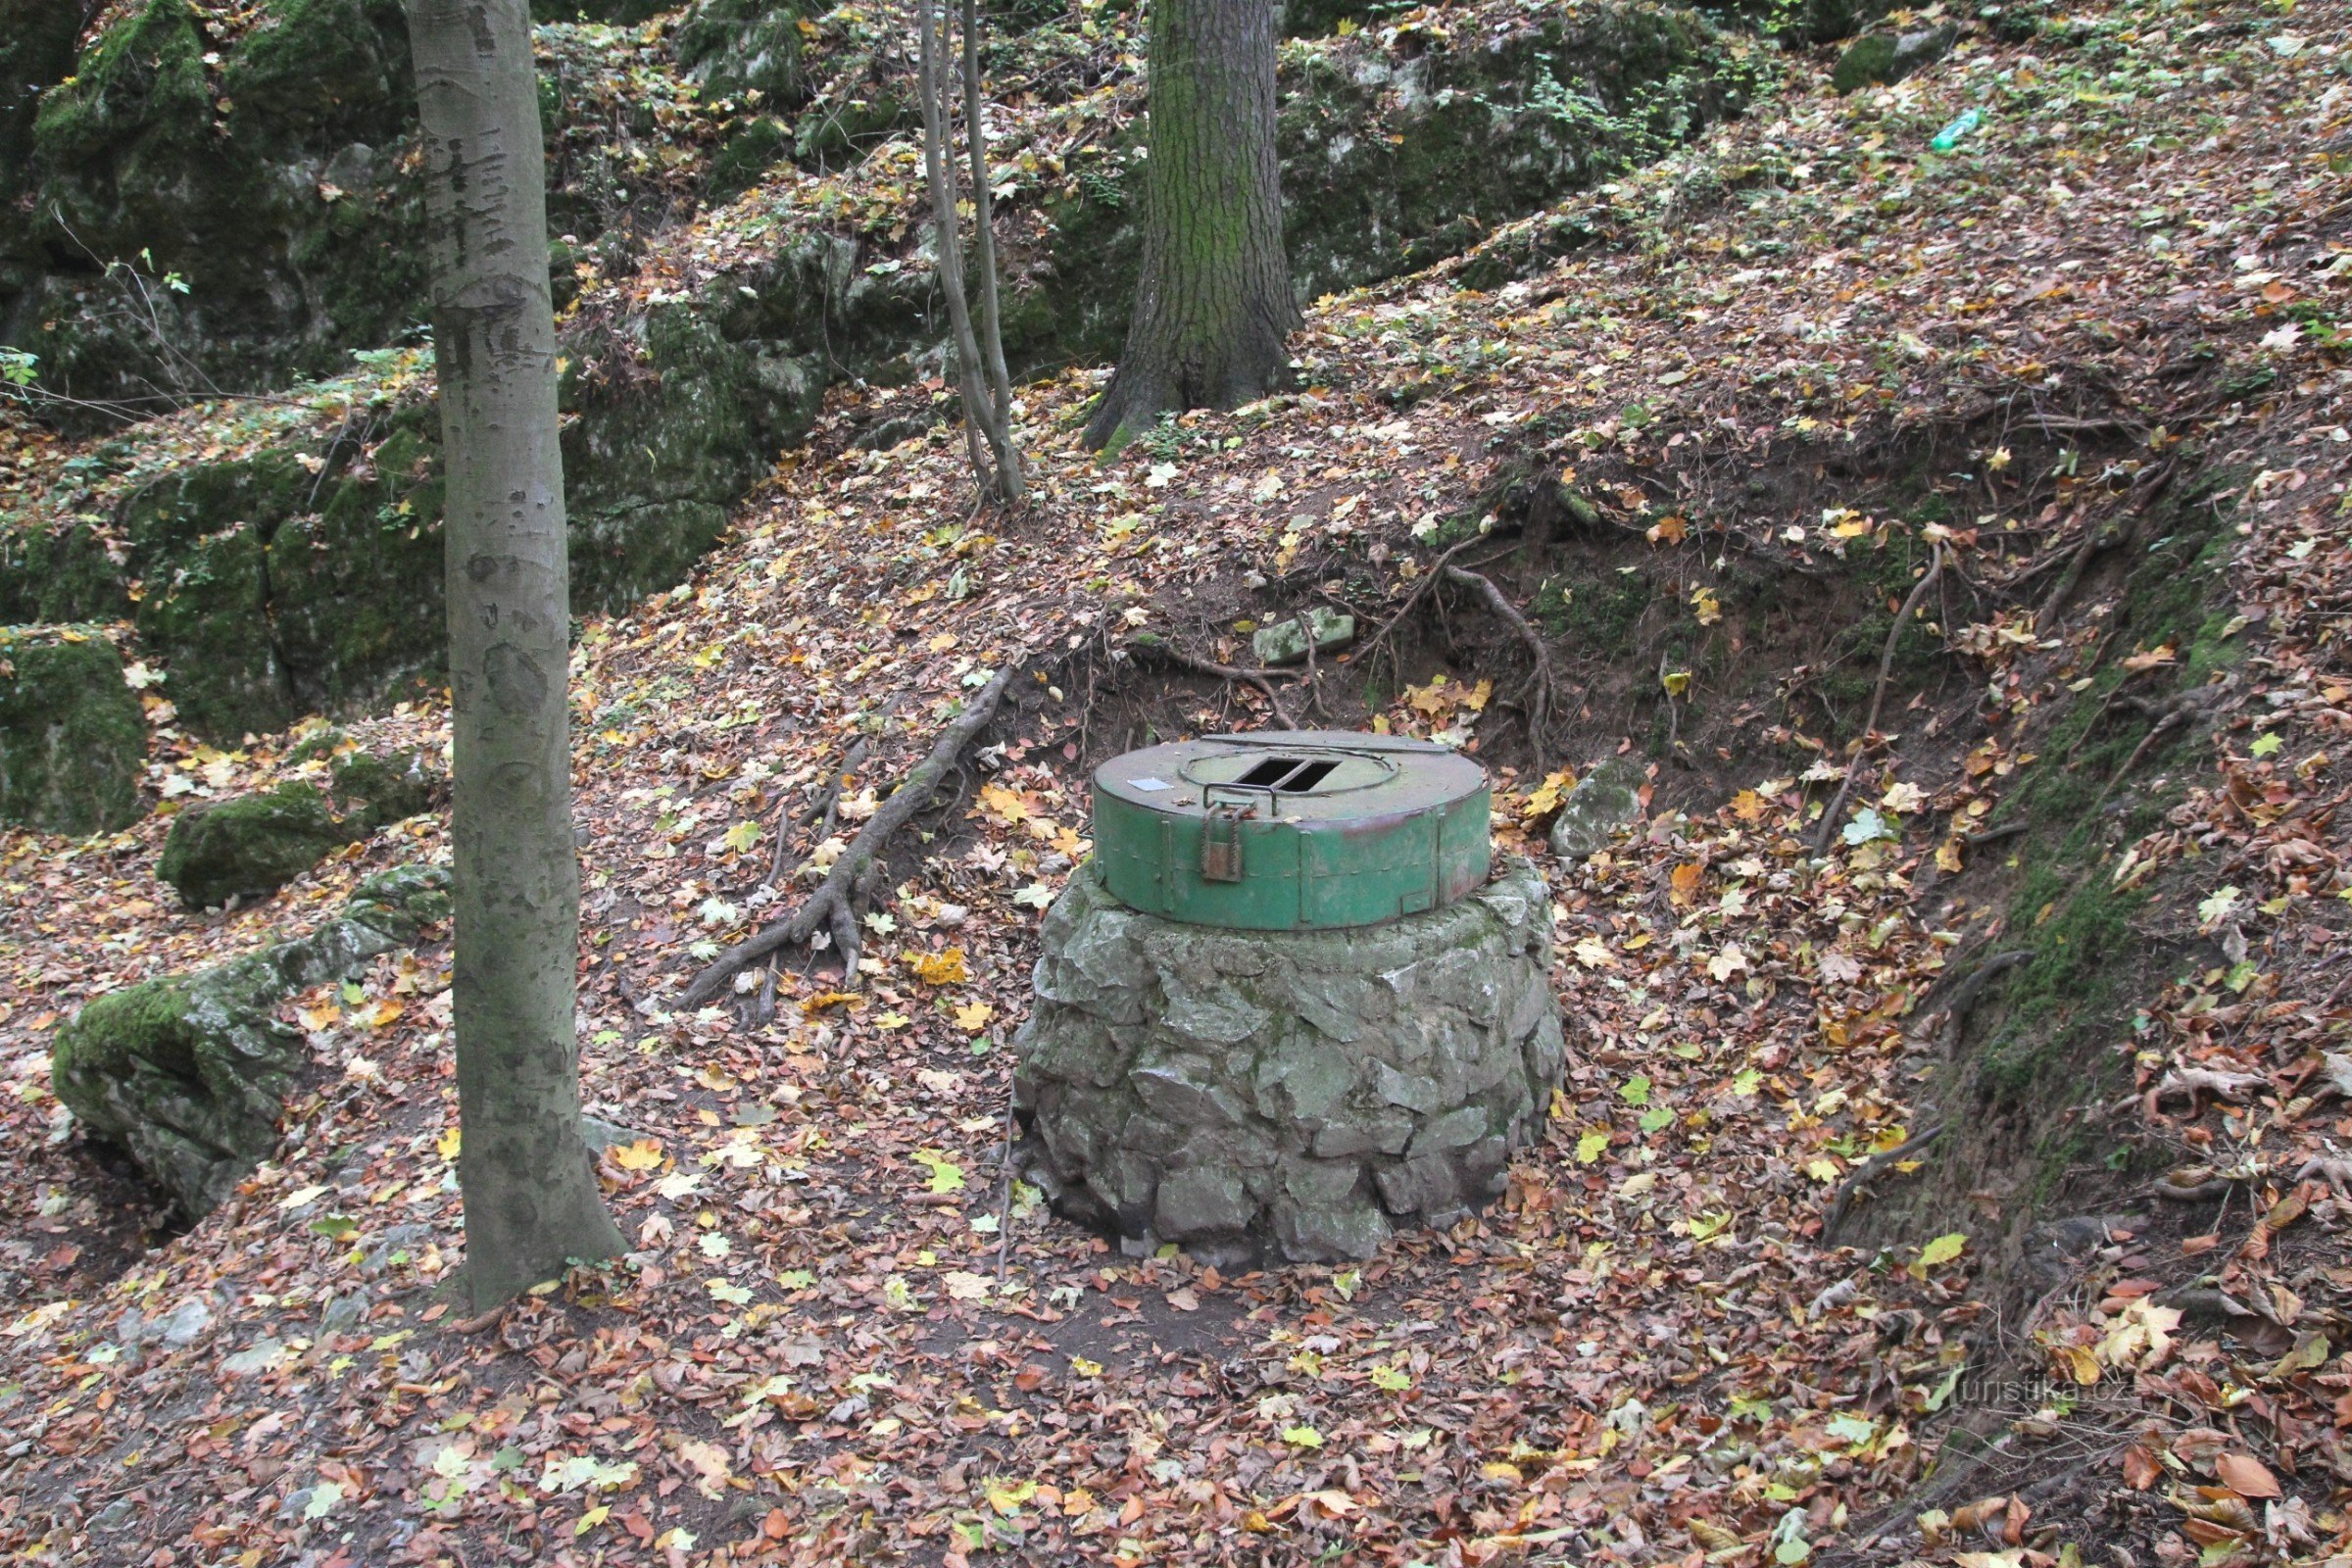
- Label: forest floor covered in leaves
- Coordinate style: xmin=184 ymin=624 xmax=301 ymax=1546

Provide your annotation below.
xmin=3 ymin=0 xmax=2351 ymax=1563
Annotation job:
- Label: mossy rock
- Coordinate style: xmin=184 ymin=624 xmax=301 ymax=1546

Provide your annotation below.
xmin=51 ymin=863 xmax=448 ymax=1214
xmin=324 ymin=745 xmax=444 ymax=825
xmin=23 ymin=428 xmax=445 ymax=743
xmin=0 ymin=625 xmax=149 ymax=835
xmin=1694 ymin=0 xmax=1888 ymax=43
xmin=156 ymin=782 xmax=353 ymax=907
xmin=7 ymin=0 xmax=428 ymax=413
xmin=708 ymin=116 xmax=794 ymax=205
xmin=1002 ymin=3 xmax=1760 ymax=369
xmin=1831 ymin=24 xmax=1955 ymax=93
xmin=1281 ymin=6 xmax=1759 ymax=301
xmin=0 ymin=0 xmax=84 ymax=201
xmin=266 ymin=420 xmax=448 ymax=717
xmin=787 ymin=53 xmax=913 ymax=165
xmin=13 ymin=0 xmax=1762 ymax=737
xmin=155 ymin=737 xmax=442 ymax=907
xmin=3 ymin=0 xmax=696 ymax=414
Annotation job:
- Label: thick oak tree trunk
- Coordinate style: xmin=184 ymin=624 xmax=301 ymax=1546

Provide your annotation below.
xmin=406 ymin=0 xmax=625 ymax=1307
xmin=1083 ymin=0 xmax=1298 ymax=452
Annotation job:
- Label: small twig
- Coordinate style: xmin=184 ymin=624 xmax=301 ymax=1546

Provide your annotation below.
xmin=1825 ymin=1123 xmax=1946 ymax=1242
xmin=994 ymin=1085 xmax=1019 ymax=1283
xmin=1963 ymin=820 xmax=2030 ymax=849
xmin=1813 ymin=543 xmax=1946 ymax=856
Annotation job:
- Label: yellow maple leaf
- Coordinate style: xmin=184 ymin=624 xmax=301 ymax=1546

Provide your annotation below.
xmin=436 ymin=1125 xmax=461 ymax=1160
xmin=955 ymin=1000 xmax=995 ymax=1032
xmin=1669 ymin=861 xmax=1704 ymax=905
xmin=977 ymin=783 xmax=1029 ymax=823
xmin=802 ymin=991 xmax=862 ymax=1014
xmin=1690 ymin=586 xmax=1723 ymax=626
xmin=612 ymin=1139 xmax=664 ymax=1172
xmin=1523 ymin=769 xmax=1575 ymax=816
xmin=906 ymin=948 xmax=970 ymax=986
xmin=1730 ymin=789 xmax=1767 ymax=822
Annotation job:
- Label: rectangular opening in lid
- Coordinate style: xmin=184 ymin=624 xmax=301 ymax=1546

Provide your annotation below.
xmin=1276 ymin=760 xmax=1339 ymax=792
xmin=1234 ymin=757 xmax=1341 ymax=792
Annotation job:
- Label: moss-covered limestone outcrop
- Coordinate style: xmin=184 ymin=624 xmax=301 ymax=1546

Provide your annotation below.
xmin=2 ymin=0 xmax=428 ymax=412
xmin=50 ymin=863 xmax=449 ymax=1215
xmin=1278 ymin=3 xmax=1761 ymax=303
xmin=156 ymin=742 xmax=440 ymax=907
xmin=0 ymin=0 xmax=746 ymax=415
xmin=0 ymin=625 xmax=149 ymax=835
xmin=1005 ymin=1 xmax=1761 ymax=366
xmin=0 ymin=420 xmax=448 ymax=741
xmin=3 ymin=0 xmax=1758 ymax=744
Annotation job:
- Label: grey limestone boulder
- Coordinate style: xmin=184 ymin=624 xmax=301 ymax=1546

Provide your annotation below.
xmin=51 ymin=863 xmax=450 ymax=1216
xmin=1015 ymin=858 xmax=1565 ymax=1263
xmin=1547 ymin=755 xmax=1646 ymax=862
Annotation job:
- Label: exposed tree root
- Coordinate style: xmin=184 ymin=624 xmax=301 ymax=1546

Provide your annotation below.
xmin=752 ymin=732 xmax=875 ymax=1024
xmin=1824 ymin=1122 xmax=1946 ymax=1243
xmin=2090 ymin=678 xmax=2231 ymax=813
xmin=1812 ymin=543 xmax=1946 ymax=856
xmin=2294 ymin=1152 xmax=2352 ymax=1196
xmin=1127 ymin=635 xmax=1300 ymax=729
xmin=1906 ymin=949 xmax=2032 ymax=1056
xmin=2142 ymin=1065 xmax=2265 ymax=1124
xmin=2034 ymin=460 xmax=2172 ymax=634
xmin=1444 ymin=564 xmax=1556 ymax=774
xmin=1356 ymin=536 xmax=1487 ymax=669
xmin=679 ymin=667 xmax=1017 ymax=1008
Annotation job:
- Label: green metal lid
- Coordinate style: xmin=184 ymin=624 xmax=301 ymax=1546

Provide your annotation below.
xmin=1091 ymin=730 xmax=1492 ymax=930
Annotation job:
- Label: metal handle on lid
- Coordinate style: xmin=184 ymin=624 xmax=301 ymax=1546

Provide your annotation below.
xmin=1198 ymin=783 xmax=1265 ymax=883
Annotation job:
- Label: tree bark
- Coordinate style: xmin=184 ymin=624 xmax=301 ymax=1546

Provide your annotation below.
xmin=406 ymin=0 xmax=625 ymax=1307
xmin=1083 ymin=0 xmax=1298 ymax=452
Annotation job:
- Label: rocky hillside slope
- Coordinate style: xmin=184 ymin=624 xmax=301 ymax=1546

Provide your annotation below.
xmin=0 ymin=0 xmax=2348 ymax=1562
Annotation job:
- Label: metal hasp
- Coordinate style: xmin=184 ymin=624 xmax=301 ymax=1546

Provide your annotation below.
xmin=1092 ymin=730 xmax=1492 ymax=930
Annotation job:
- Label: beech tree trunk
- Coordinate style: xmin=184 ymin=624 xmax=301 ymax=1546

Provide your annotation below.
xmin=1083 ymin=0 xmax=1298 ymax=452
xmin=406 ymin=0 xmax=625 ymax=1307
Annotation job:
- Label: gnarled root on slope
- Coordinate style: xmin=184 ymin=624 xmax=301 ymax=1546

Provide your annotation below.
xmin=679 ymin=666 xmax=1017 ymax=1009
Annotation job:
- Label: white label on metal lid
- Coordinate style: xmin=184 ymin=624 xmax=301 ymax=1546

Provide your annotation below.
xmin=1130 ymin=777 xmax=1171 ymax=791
